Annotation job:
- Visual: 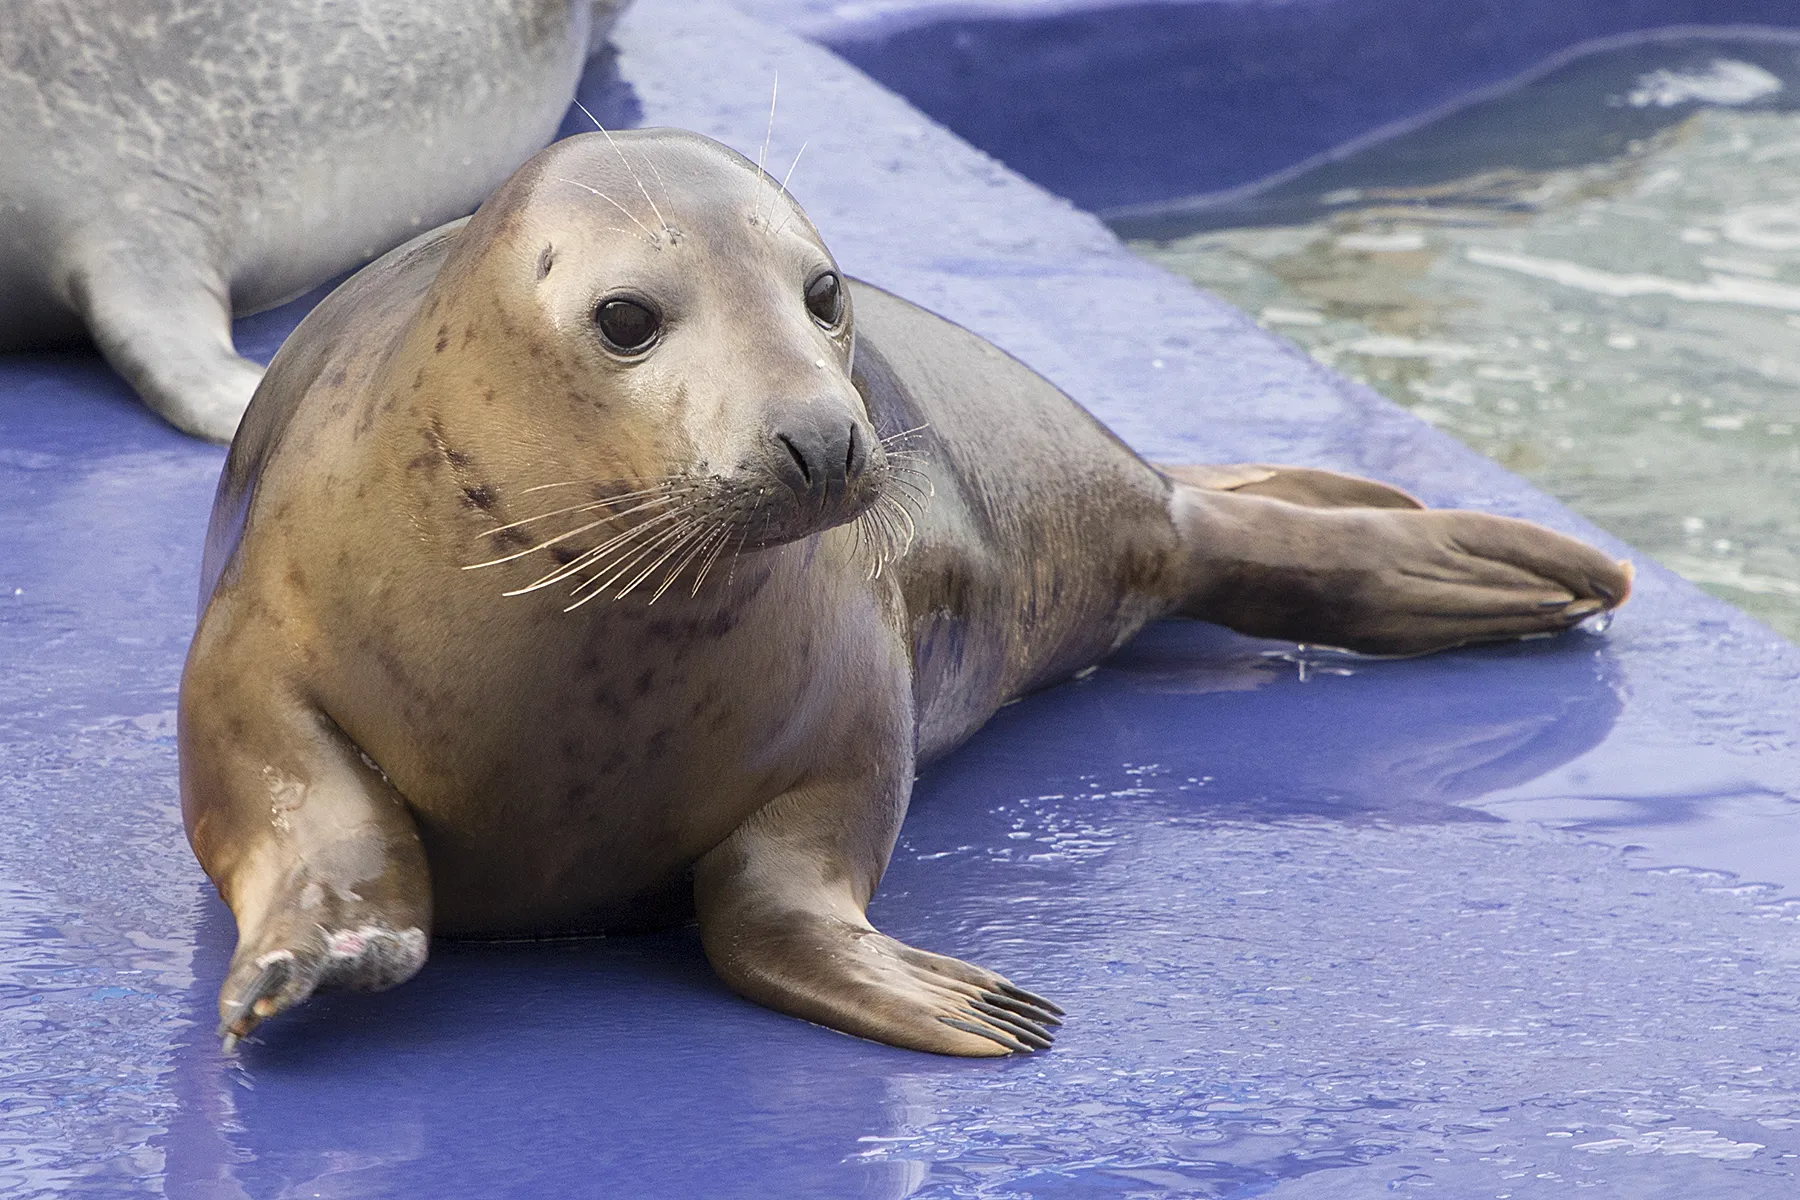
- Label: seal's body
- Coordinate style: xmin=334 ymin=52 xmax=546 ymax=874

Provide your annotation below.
xmin=181 ymin=130 xmax=1630 ymax=1055
xmin=0 ymin=0 xmax=620 ymax=440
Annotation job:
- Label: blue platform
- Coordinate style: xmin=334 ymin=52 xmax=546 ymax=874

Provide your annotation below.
xmin=9 ymin=1 xmax=1800 ymax=1195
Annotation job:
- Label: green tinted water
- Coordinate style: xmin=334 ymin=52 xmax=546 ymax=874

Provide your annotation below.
xmin=1127 ymin=38 xmax=1800 ymax=638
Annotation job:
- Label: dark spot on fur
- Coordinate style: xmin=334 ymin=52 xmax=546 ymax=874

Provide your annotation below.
xmin=645 ymin=729 xmax=670 ymax=760
xmin=462 ymin=485 xmax=496 ymax=511
xmin=494 ymin=528 xmax=530 ymax=550
xmin=599 ymin=749 xmax=628 ymax=774
xmin=412 ymin=369 xmax=425 ymax=391
xmin=435 ymin=324 xmax=450 ymax=353
xmin=591 ymin=687 xmax=627 ymax=720
xmin=634 ymin=668 xmax=655 ymax=697
xmin=483 ymin=388 xmax=496 ymax=405
xmin=551 ymin=546 xmax=577 ymax=566
xmin=286 ymin=564 xmax=308 ymax=592
xmin=407 ymin=452 xmax=435 ymax=472
xmin=644 ymin=611 xmax=741 ymax=643
xmin=566 ymin=782 xmax=594 ymax=806
xmin=1115 ymin=538 xmax=1177 ymax=596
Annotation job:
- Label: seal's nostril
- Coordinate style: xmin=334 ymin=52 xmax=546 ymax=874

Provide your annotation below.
xmin=845 ymin=423 xmax=861 ymax=480
xmin=778 ymin=433 xmax=812 ymax=486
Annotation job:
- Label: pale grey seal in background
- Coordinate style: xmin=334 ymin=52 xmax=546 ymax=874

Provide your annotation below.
xmin=0 ymin=0 xmax=624 ymax=440
xmin=180 ymin=129 xmax=1631 ymax=1056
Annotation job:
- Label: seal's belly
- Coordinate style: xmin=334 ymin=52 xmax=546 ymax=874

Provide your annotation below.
xmin=317 ymin=562 xmax=896 ymax=935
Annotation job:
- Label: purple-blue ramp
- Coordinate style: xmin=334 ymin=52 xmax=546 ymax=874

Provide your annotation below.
xmin=7 ymin=1 xmax=1800 ymax=1196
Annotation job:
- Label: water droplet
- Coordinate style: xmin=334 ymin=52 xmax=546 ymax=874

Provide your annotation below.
xmin=1579 ymin=609 xmax=1614 ymax=635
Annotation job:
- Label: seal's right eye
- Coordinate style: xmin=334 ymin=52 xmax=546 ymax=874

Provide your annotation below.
xmin=595 ymin=298 xmax=661 ymax=355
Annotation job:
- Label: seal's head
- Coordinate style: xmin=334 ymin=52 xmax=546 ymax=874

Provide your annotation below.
xmin=390 ymin=129 xmax=899 ymax=604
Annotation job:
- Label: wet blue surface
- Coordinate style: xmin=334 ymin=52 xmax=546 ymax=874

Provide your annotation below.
xmin=9 ymin=1 xmax=1800 ymax=1196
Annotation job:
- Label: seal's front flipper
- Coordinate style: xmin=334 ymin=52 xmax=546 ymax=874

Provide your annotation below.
xmin=67 ymin=247 xmax=263 ymax=442
xmin=179 ymin=661 xmax=432 ymax=1048
xmin=1166 ymin=482 xmax=1632 ymax=656
xmin=694 ymin=777 xmax=1061 ymax=1056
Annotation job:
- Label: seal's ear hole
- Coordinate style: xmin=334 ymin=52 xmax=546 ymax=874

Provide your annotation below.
xmin=595 ymin=298 xmax=661 ymax=355
xmin=805 ymin=272 xmax=844 ymax=328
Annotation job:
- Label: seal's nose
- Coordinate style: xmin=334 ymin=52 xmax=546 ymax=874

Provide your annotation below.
xmin=771 ymin=417 xmax=868 ymax=502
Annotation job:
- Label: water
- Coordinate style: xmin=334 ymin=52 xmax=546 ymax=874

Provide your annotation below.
xmin=1126 ymin=35 xmax=1800 ymax=639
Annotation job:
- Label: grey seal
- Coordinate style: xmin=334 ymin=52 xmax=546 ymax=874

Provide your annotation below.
xmin=0 ymin=0 xmax=623 ymax=440
xmin=179 ymin=128 xmax=1631 ymax=1055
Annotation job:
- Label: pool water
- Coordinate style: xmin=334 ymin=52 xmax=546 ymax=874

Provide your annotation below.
xmin=1127 ymin=35 xmax=1800 ymax=638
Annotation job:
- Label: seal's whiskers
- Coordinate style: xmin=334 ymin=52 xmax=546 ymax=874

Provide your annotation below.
xmin=651 ymin=523 xmax=730 ymax=604
xmin=479 ymin=486 xmax=680 ymax=540
xmin=689 ymin=525 xmax=738 ymax=598
xmin=611 ymin=517 xmax=713 ymax=601
xmin=466 ymin=492 xmax=683 ymax=571
xmin=566 ymin=515 xmax=706 ymax=609
xmin=508 ymin=507 xmax=689 ymax=594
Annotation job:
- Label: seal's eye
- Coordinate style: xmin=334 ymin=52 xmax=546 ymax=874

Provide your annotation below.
xmin=595 ymin=298 xmax=661 ymax=355
xmin=805 ymin=272 xmax=844 ymax=328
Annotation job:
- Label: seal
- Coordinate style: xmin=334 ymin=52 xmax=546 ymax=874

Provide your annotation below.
xmin=0 ymin=0 xmax=623 ymax=442
xmin=179 ymin=128 xmax=1632 ymax=1055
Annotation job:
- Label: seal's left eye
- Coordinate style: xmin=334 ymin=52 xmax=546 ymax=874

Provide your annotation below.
xmin=805 ymin=272 xmax=844 ymax=327
xmin=596 ymin=298 xmax=660 ymax=354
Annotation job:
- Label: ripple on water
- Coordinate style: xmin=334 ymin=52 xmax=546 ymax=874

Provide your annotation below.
xmin=1127 ymin=34 xmax=1800 ymax=639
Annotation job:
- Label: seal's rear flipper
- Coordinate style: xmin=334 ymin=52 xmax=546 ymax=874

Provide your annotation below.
xmin=66 ymin=248 xmax=263 ymax=443
xmin=1157 ymin=462 xmax=1423 ymax=510
xmin=1163 ymin=477 xmax=1632 ymax=656
xmin=694 ymin=771 xmax=1062 ymax=1056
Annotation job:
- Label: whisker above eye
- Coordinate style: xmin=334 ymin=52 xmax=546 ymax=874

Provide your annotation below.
xmin=553 ymin=176 xmax=659 ymax=243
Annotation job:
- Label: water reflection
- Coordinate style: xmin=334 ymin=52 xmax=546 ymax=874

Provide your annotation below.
xmin=1127 ymin=32 xmax=1800 ymax=638
xmin=930 ymin=620 xmax=1626 ymax=828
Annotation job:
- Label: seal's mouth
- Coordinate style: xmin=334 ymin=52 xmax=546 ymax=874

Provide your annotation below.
xmin=461 ymin=434 xmax=931 ymax=609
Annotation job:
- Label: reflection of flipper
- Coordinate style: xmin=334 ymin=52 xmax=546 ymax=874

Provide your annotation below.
xmin=695 ymin=761 xmax=1062 ymax=1056
xmin=1163 ymin=466 xmax=1632 ymax=656
xmin=67 ymin=244 xmax=261 ymax=442
xmin=1159 ymin=462 xmax=1423 ymax=510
